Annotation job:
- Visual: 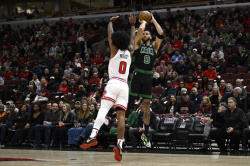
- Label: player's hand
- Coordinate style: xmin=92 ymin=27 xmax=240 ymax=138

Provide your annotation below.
xmin=151 ymin=13 xmax=156 ymax=23
xmin=110 ymin=16 xmax=119 ymax=22
xmin=139 ymin=19 xmax=147 ymax=24
xmin=129 ymin=13 xmax=136 ymax=24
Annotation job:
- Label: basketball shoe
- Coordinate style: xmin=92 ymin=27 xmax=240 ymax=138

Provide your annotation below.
xmin=113 ymin=145 xmax=122 ymax=162
xmin=80 ymin=137 xmax=98 ymax=149
xmin=141 ymin=133 xmax=147 ymax=146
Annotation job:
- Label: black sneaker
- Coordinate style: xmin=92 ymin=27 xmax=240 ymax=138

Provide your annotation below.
xmin=42 ymin=144 xmax=49 ymax=149
xmin=80 ymin=137 xmax=98 ymax=149
xmin=113 ymin=145 xmax=122 ymax=162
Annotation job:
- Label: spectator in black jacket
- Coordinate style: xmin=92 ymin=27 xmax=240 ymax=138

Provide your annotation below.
xmin=0 ymin=104 xmax=17 ymax=147
xmin=151 ymin=95 xmax=163 ymax=114
xmin=129 ymin=109 xmax=156 ymax=149
xmin=47 ymin=76 xmax=60 ymax=94
xmin=176 ymin=91 xmax=196 ymax=114
xmin=34 ymin=102 xmax=60 ymax=148
xmin=19 ymin=103 xmax=44 ymax=146
xmin=160 ymin=80 xmax=177 ymax=102
xmin=51 ymin=103 xmax=74 ymax=148
xmin=9 ymin=104 xmax=30 ymax=145
xmin=211 ymin=97 xmax=247 ymax=153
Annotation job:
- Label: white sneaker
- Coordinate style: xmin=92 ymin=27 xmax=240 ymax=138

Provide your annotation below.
xmin=146 ymin=141 xmax=151 ymax=148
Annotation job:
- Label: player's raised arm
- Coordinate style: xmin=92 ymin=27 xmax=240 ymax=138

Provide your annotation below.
xmin=151 ymin=14 xmax=163 ymax=52
xmin=108 ymin=16 xmax=119 ymax=58
xmin=135 ymin=19 xmax=147 ymax=49
xmin=128 ymin=14 xmax=136 ymax=55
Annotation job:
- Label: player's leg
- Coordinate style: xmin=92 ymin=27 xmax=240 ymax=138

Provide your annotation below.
xmin=80 ymin=99 xmax=114 ymax=149
xmin=113 ymin=109 xmax=125 ymax=162
xmin=141 ymin=98 xmax=151 ymax=147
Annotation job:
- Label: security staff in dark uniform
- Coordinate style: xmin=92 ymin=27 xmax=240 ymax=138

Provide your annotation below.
xmin=127 ymin=13 xmax=163 ymax=146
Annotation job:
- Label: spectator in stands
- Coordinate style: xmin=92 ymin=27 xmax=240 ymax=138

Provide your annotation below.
xmin=170 ymin=49 xmax=183 ymax=65
xmin=155 ymin=71 xmax=168 ymax=88
xmin=151 ymin=95 xmax=163 ymax=114
xmin=212 ymin=97 xmax=247 ymax=154
xmin=226 ymin=33 xmax=236 ymax=47
xmin=165 ymin=95 xmax=178 ymax=115
xmin=35 ymin=102 xmax=60 ymax=148
xmin=51 ymin=103 xmax=74 ymax=148
xmin=9 ymin=104 xmax=30 ymax=145
xmin=57 ymin=78 xmax=69 ymax=94
xmin=46 ymin=76 xmax=59 ymax=94
xmin=156 ymin=60 xmax=168 ymax=76
xmin=235 ymin=79 xmax=247 ymax=110
xmin=0 ymin=104 xmax=17 ymax=147
xmin=63 ymin=63 xmax=72 ymax=77
xmin=175 ymin=59 xmax=188 ymax=76
xmin=210 ymin=85 xmax=221 ymax=112
xmin=68 ymin=103 xmax=93 ymax=146
xmin=36 ymin=77 xmax=48 ymax=94
xmin=29 ymin=73 xmax=40 ymax=88
xmin=212 ymin=57 xmax=224 ymax=74
xmin=49 ymin=41 xmax=59 ymax=57
xmin=3 ymin=66 xmax=13 ymax=80
xmin=172 ymin=35 xmax=183 ymax=49
xmin=197 ymin=96 xmax=212 ymax=114
xmin=34 ymin=85 xmax=50 ymax=103
xmin=185 ymin=75 xmax=196 ymax=91
xmin=227 ymin=52 xmax=241 ymax=68
xmin=202 ymin=63 xmax=218 ymax=81
xmin=89 ymin=72 xmax=101 ymax=85
xmin=152 ymin=67 xmax=160 ymax=87
xmin=198 ymin=29 xmax=210 ymax=44
xmin=190 ymin=87 xmax=203 ymax=110
xmin=91 ymin=50 xmax=103 ymax=67
xmin=82 ymin=53 xmax=92 ymax=67
xmin=219 ymin=79 xmax=226 ymax=96
xmin=211 ymin=45 xmax=224 ymax=62
xmin=176 ymin=91 xmax=196 ymax=114
xmin=19 ymin=103 xmax=44 ymax=146
xmin=221 ymin=87 xmax=245 ymax=111
xmin=0 ymin=104 xmax=6 ymax=122
xmin=129 ymin=107 xmax=156 ymax=149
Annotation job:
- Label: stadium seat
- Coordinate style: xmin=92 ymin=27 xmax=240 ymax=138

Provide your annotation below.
xmin=225 ymin=68 xmax=236 ymax=74
xmin=153 ymin=116 xmax=176 ymax=149
xmin=4 ymin=80 xmax=11 ymax=85
xmin=224 ymin=79 xmax=235 ymax=85
xmin=11 ymin=79 xmax=21 ymax=86
xmin=152 ymin=87 xmax=163 ymax=97
xmin=242 ymin=73 xmax=250 ymax=80
xmin=246 ymin=86 xmax=250 ymax=93
xmin=237 ymin=67 xmax=248 ymax=74
xmin=220 ymin=74 xmax=229 ymax=80
xmin=230 ymin=74 xmax=241 ymax=80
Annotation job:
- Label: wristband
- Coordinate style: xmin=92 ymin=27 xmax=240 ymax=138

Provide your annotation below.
xmin=157 ymin=33 xmax=164 ymax=39
xmin=109 ymin=20 xmax=113 ymax=23
xmin=131 ymin=23 xmax=135 ymax=26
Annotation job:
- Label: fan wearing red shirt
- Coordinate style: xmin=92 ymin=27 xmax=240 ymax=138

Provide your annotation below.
xmin=91 ymin=50 xmax=103 ymax=67
xmin=3 ymin=67 xmax=13 ymax=80
xmin=89 ymin=72 xmax=101 ymax=84
xmin=57 ymin=79 xmax=70 ymax=94
xmin=68 ymin=31 xmax=77 ymax=42
xmin=202 ymin=63 xmax=217 ymax=81
xmin=171 ymin=35 xmax=183 ymax=50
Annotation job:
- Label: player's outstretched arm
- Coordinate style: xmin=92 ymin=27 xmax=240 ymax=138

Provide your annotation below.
xmin=151 ymin=14 xmax=163 ymax=52
xmin=128 ymin=14 xmax=136 ymax=55
xmin=134 ymin=19 xmax=147 ymax=50
xmin=108 ymin=16 xmax=119 ymax=58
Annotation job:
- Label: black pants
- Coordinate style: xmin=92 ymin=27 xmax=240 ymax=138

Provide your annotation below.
xmin=242 ymin=128 xmax=250 ymax=148
xmin=20 ymin=126 xmax=36 ymax=142
xmin=128 ymin=128 xmax=156 ymax=148
xmin=212 ymin=128 xmax=242 ymax=151
xmin=52 ymin=127 xmax=70 ymax=145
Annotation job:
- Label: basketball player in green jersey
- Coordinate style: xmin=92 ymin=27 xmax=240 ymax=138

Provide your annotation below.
xmin=128 ymin=14 xmax=163 ymax=147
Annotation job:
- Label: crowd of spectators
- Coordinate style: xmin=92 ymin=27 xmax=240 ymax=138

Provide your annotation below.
xmin=0 ymin=5 xmax=250 ymax=152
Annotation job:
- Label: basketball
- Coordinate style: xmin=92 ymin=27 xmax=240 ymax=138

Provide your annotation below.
xmin=139 ymin=11 xmax=152 ymax=23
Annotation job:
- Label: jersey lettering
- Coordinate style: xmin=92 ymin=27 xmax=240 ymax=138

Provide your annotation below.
xmin=144 ymin=55 xmax=150 ymax=64
xmin=119 ymin=61 xmax=127 ymax=74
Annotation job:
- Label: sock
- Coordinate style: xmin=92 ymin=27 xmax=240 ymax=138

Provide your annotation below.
xmin=117 ymin=139 xmax=124 ymax=149
xmin=90 ymin=128 xmax=98 ymax=138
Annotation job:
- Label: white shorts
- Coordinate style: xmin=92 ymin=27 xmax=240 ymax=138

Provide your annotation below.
xmin=101 ymin=79 xmax=129 ymax=111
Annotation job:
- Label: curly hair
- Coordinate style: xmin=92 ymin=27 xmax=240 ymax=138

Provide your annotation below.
xmin=111 ymin=31 xmax=130 ymax=50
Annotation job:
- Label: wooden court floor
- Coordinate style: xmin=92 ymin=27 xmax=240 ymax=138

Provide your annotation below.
xmin=0 ymin=149 xmax=250 ymax=166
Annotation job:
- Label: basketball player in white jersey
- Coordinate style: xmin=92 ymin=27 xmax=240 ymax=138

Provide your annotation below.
xmin=80 ymin=14 xmax=136 ymax=162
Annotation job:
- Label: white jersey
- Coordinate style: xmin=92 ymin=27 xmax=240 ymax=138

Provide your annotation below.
xmin=108 ymin=49 xmax=131 ymax=82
